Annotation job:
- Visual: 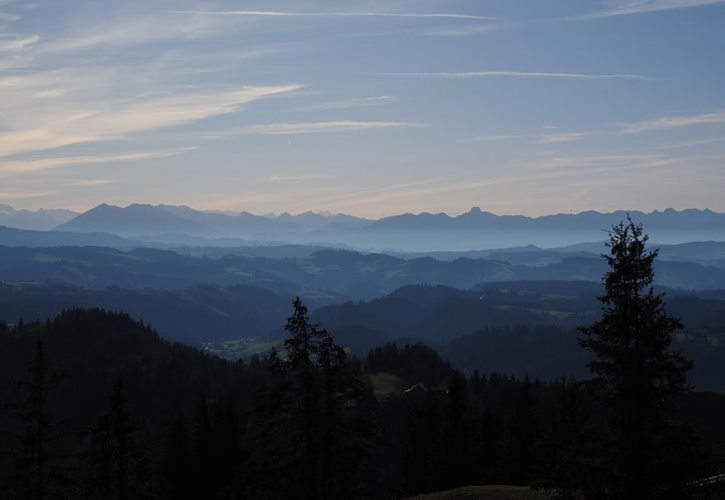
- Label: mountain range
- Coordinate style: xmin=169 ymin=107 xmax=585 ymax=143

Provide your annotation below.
xmin=55 ymin=203 xmax=371 ymax=240
xmin=3 ymin=203 xmax=725 ymax=251
xmin=0 ymin=203 xmax=77 ymax=230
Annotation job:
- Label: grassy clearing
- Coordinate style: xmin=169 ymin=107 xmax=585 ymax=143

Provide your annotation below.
xmin=207 ymin=339 xmax=279 ymax=360
xmin=406 ymin=485 xmax=555 ymax=500
xmin=366 ymin=372 xmax=402 ymax=401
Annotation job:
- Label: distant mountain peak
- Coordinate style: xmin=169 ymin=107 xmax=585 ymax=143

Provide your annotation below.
xmin=55 ymin=203 xmax=213 ymax=237
xmin=459 ymin=206 xmax=498 ymax=218
xmin=0 ymin=203 xmax=79 ymax=231
xmin=10 ymin=202 xmax=723 ymax=250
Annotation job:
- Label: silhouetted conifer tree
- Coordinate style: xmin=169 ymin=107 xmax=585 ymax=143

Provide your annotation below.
xmin=191 ymin=393 xmax=216 ymax=499
xmin=243 ymin=297 xmax=375 ymax=499
xmin=213 ymin=393 xmax=242 ymax=488
xmin=507 ymin=375 xmax=537 ymax=485
xmin=578 ymin=218 xmax=696 ymax=499
xmin=403 ymin=389 xmax=441 ymax=494
xmin=162 ymin=414 xmax=193 ymax=500
xmin=440 ymin=370 xmax=473 ymax=488
xmin=88 ymin=378 xmax=152 ymax=500
xmin=1 ymin=340 xmax=66 ymax=500
xmin=476 ymin=408 xmax=500 ymax=483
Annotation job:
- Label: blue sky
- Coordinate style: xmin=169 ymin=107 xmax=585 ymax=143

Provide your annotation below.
xmin=1 ymin=0 xmax=724 ymax=217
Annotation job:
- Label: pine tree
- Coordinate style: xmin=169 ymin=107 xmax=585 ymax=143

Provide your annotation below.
xmin=579 ymin=217 xmax=694 ymax=499
xmin=440 ymin=370 xmax=473 ymax=489
xmin=89 ymin=379 xmax=151 ymax=500
xmin=244 ymin=297 xmax=374 ymax=500
xmin=1 ymin=340 xmax=66 ymax=500
xmin=162 ymin=414 xmax=193 ymax=500
xmin=505 ymin=374 xmax=536 ymax=485
xmin=191 ymin=393 xmax=215 ymax=499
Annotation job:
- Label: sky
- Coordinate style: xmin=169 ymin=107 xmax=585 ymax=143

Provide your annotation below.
xmin=1 ymin=0 xmax=724 ymax=217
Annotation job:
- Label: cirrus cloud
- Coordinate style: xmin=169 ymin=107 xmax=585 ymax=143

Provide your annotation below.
xmin=222 ymin=120 xmax=423 ymax=135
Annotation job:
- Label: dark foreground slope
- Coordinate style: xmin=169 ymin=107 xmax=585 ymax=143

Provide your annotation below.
xmin=0 ymin=309 xmax=723 ymax=499
xmin=0 ymin=309 xmax=262 ymax=427
xmin=0 ymin=309 xmax=267 ymax=500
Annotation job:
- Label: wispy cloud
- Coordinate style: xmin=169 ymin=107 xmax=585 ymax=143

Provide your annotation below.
xmin=147 ymin=47 xmax=286 ymax=77
xmin=0 ymin=190 xmax=53 ymax=200
xmin=464 ymin=132 xmax=586 ymax=144
xmin=619 ymin=111 xmax=725 ymax=134
xmin=32 ymin=88 xmax=67 ymax=99
xmin=62 ymin=179 xmax=117 ymax=187
xmin=0 ymin=84 xmax=302 ymax=156
xmin=225 ymin=121 xmax=423 ymax=135
xmin=0 ymin=0 xmax=19 ymax=22
xmin=655 ymin=137 xmax=725 ymax=150
xmin=0 ymin=34 xmax=38 ymax=52
xmin=0 ymin=12 xmax=19 ymax=21
xmin=79 ymin=86 xmax=303 ymax=137
xmin=0 ymin=149 xmax=194 ymax=176
xmin=467 ymin=110 xmax=725 ymax=147
xmin=424 ymin=24 xmax=495 ymax=37
xmin=464 ymin=134 xmax=525 ymax=142
xmin=0 ymin=129 xmax=98 ymax=158
xmin=294 ymin=96 xmax=398 ymax=112
xmin=173 ymin=10 xmax=496 ymax=21
xmin=535 ymin=132 xmax=586 ymax=144
xmin=301 ymin=170 xmax=628 ymax=214
xmin=378 ymin=71 xmax=650 ymax=80
xmin=467 ymin=111 xmax=725 ymax=145
xmin=522 ymin=154 xmax=673 ymax=171
xmin=39 ymin=13 xmax=230 ymax=53
xmin=590 ymin=0 xmax=725 ymax=17
xmin=299 ymin=177 xmax=452 ymax=211
xmin=262 ymin=174 xmax=328 ymax=182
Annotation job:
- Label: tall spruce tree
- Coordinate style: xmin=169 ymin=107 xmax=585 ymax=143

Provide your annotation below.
xmin=243 ymin=297 xmax=374 ymax=500
xmin=89 ymin=379 xmax=151 ymax=500
xmin=2 ymin=340 xmax=65 ymax=500
xmin=579 ymin=218 xmax=694 ymax=499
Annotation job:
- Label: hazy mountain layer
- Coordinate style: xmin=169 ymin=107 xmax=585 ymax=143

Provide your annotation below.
xmin=0 ymin=283 xmax=290 ymax=345
xmin=3 ymin=245 xmax=725 ymax=296
xmin=2 ymin=282 xmax=723 ymax=389
xmin=0 ymin=204 xmax=78 ymax=231
xmin=42 ymin=203 xmax=725 ymax=250
xmin=54 ymin=203 xmax=371 ymax=240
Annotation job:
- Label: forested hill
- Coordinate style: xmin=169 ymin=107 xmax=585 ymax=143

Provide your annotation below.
xmin=3 ymin=281 xmax=725 ymax=388
xmin=3 ymin=245 xmax=725 ymax=296
xmin=0 ymin=309 xmax=261 ymax=430
xmin=0 ymin=283 xmax=291 ymax=344
xmin=314 ymin=281 xmax=725 ymax=345
xmin=314 ymin=282 xmax=725 ymax=388
xmin=1 ymin=308 xmax=724 ymax=499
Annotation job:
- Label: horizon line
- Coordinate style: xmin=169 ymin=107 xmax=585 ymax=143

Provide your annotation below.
xmin=2 ymin=201 xmax=722 ymax=220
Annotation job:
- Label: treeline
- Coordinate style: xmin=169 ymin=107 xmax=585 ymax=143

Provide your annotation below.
xmin=0 ymin=308 xmax=722 ymax=499
xmin=0 ymin=309 xmax=567 ymax=498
